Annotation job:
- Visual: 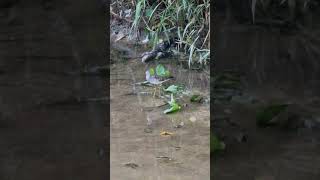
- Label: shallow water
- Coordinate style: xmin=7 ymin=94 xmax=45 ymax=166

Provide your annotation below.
xmin=110 ymin=42 xmax=210 ymax=179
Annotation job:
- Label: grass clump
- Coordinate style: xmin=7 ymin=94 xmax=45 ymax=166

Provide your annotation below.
xmin=129 ymin=0 xmax=210 ymax=67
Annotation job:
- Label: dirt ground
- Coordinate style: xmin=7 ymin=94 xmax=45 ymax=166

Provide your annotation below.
xmin=110 ymin=43 xmax=210 ymax=180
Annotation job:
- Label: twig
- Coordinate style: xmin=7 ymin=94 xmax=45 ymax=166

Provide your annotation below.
xmin=201 ymin=28 xmax=210 ymax=49
xmin=143 ymin=102 xmax=168 ymax=111
xmin=203 ymin=69 xmax=210 ymax=76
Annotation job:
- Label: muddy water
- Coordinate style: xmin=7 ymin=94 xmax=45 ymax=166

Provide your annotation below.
xmin=213 ymin=102 xmax=320 ymax=180
xmin=110 ymin=43 xmax=210 ymax=179
xmin=0 ymin=1 xmax=107 ymax=179
xmin=212 ymin=9 xmax=320 ymax=180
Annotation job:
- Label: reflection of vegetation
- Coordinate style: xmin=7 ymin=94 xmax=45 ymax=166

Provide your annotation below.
xmin=251 ymin=0 xmax=316 ymax=24
xmin=256 ymin=104 xmax=289 ymax=127
xmin=211 ymin=134 xmax=225 ymax=154
xmin=130 ymin=0 xmax=210 ymax=66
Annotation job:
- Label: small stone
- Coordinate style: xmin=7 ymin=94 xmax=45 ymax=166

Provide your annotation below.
xmin=303 ymin=119 xmax=315 ymax=129
xmin=124 ymin=9 xmax=132 ymax=17
xmin=224 ymin=109 xmax=232 ymax=114
xmin=189 ymin=116 xmax=197 ymax=122
xmin=98 ymin=148 xmax=104 ymax=158
xmin=234 ymin=132 xmax=248 ymax=143
xmin=174 ymin=121 xmax=184 ymax=128
xmin=124 ymin=163 xmax=139 ymax=169
xmin=144 ymin=127 xmax=153 ymax=133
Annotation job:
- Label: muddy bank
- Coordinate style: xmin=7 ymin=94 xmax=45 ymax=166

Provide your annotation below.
xmin=0 ymin=1 xmax=107 ymax=179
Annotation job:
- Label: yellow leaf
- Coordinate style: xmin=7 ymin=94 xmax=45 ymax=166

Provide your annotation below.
xmin=160 ymin=130 xmax=174 ymax=137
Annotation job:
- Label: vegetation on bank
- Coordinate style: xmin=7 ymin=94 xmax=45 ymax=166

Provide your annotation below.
xmin=111 ymin=0 xmax=210 ymax=66
xmin=251 ymin=0 xmax=317 ymax=24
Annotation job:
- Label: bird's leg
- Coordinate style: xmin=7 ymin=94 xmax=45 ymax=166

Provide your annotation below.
xmin=152 ymin=86 xmax=156 ymax=98
xmin=158 ymin=85 xmax=162 ymax=97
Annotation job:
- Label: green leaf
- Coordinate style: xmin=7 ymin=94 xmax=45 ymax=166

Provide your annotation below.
xmin=256 ymin=104 xmax=289 ymax=127
xmin=147 ymin=2 xmax=163 ymax=22
xmin=133 ymin=0 xmax=144 ymax=26
xmin=164 ymin=94 xmax=181 ymax=114
xmin=149 ymin=68 xmax=155 ymax=76
xmin=182 ymin=0 xmax=187 ymax=9
xmin=164 ymin=102 xmax=181 ymax=114
xmin=145 ymin=8 xmax=153 ymax=17
xmin=165 ymin=70 xmax=170 ymax=77
xmin=156 ymin=64 xmax=166 ymax=77
xmin=211 ymin=134 xmax=225 ymax=153
xmin=165 ymin=85 xmax=179 ymax=94
xmin=165 ymin=85 xmax=184 ymax=94
xmin=190 ymin=94 xmax=203 ymax=103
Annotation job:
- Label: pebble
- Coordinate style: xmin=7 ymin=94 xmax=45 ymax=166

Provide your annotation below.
xmin=124 ymin=163 xmax=139 ymax=169
xmin=174 ymin=121 xmax=184 ymax=128
xmin=144 ymin=127 xmax=153 ymax=133
xmin=189 ymin=116 xmax=197 ymax=123
xmin=224 ymin=108 xmax=232 ymax=114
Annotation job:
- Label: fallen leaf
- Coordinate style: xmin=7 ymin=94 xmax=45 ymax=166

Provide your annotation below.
xmin=164 ymin=85 xmax=183 ymax=94
xmin=190 ymin=94 xmax=203 ymax=103
xmin=160 ymin=130 xmax=174 ymax=136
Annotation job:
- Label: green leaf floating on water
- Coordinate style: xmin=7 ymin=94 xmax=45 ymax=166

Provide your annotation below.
xmin=164 ymin=94 xmax=181 ymax=114
xmin=256 ymin=104 xmax=289 ymax=127
xmin=156 ymin=64 xmax=170 ymax=77
xmin=211 ymin=134 xmax=225 ymax=153
xmin=164 ymin=103 xmax=181 ymax=114
xmin=165 ymin=85 xmax=183 ymax=94
xmin=165 ymin=85 xmax=178 ymax=93
xmin=190 ymin=94 xmax=203 ymax=103
xmin=164 ymin=85 xmax=184 ymax=94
